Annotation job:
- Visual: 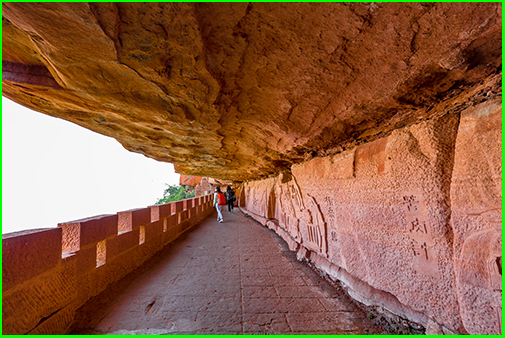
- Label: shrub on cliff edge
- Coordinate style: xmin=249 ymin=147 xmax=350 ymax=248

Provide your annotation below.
xmin=155 ymin=184 xmax=195 ymax=204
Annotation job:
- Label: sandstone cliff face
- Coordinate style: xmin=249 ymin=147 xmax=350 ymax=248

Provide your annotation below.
xmin=179 ymin=174 xmax=203 ymax=187
xmin=2 ymin=2 xmax=501 ymax=181
xmin=450 ymin=99 xmax=502 ymax=335
xmin=240 ymin=99 xmax=501 ymax=334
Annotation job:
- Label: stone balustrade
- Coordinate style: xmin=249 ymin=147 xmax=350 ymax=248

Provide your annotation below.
xmin=2 ymin=195 xmax=215 ymax=335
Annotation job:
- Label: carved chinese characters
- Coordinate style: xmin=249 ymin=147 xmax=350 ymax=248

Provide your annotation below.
xmin=325 ymin=196 xmax=336 ymax=231
xmin=402 ymin=192 xmax=440 ymax=278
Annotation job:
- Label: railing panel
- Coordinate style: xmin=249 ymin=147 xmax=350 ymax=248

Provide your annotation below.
xmin=2 ymin=228 xmax=62 ymax=292
xmin=118 ymin=208 xmax=150 ymax=232
xmin=180 ymin=210 xmax=188 ymax=223
xmin=189 ymin=206 xmax=197 ymax=221
xmin=2 ymin=254 xmax=75 ymax=335
xmin=131 ymin=208 xmax=151 ymax=229
xmin=175 ymin=201 xmax=184 ymax=213
xmin=145 ymin=220 xmax=163 ymax=243
xmin=117 ymin=212 xmax=132 ymax=233
xmin=2 ymin=193 xmax=215 ymax=334
xmin=167 ymin=214 xmax=177 ymax=229
xmin=107 ymin=230 xmax=138 ymax=260
xmin=79 ymin=214 xmax=118 ymax=247
xmin=58 ymin=222 xmax=80 ymax=252
xmin=96 ymin=240 xmax=107 ymax=267
xmin=150 ymin=205 xmax=160 ymax=222
xmin=74 ymin=245 xmax=98 ymax=276
xmin=158 ymin=203 xmax=173 ymax=219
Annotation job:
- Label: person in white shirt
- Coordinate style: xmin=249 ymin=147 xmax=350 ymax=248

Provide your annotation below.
xmin=213 ymin=186 xmax=224 ymax=223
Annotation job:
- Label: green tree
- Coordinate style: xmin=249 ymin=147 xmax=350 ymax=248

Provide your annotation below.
xmin=155 ymin=184 xmax=195 ymax=205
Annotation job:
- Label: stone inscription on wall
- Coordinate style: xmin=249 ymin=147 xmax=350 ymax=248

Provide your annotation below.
xmin=402 ymin=192 xmax=440 ymax=278
xmin=325 ymin=196 xmax=336 ymax=230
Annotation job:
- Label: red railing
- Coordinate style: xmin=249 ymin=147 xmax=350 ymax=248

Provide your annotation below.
xmin=2 ymin=194 xmax=214 ymax=335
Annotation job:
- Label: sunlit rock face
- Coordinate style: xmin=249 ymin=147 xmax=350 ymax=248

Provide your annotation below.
xmin=2 ymin=2 xmax=501 ymax=181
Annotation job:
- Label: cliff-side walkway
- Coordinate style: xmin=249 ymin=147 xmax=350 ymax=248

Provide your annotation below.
xmin=74 ymin=208 xmax=387 ymax=334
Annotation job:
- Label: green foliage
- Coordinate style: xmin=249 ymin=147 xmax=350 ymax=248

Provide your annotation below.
xmin=155 ymin=184 xmax=195 ymax=205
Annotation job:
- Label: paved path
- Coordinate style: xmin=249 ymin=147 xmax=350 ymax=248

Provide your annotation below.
xmin=77 ymin=209 xmax=387 ymax=334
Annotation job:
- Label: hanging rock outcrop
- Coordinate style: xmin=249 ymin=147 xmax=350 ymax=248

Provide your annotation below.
xmin=2 ymin=2 xmax=501 ymax=181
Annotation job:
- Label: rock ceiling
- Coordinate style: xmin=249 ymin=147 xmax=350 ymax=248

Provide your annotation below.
xmin=2 ymin=3 xmax=501 ymax=182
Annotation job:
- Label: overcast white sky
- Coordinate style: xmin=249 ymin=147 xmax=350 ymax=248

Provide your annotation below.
xmin=2 ymin=97 xmax=180 ymax=234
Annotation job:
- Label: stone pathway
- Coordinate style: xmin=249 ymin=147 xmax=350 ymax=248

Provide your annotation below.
xmin=78 ymin=209 xmax=387 ymax=334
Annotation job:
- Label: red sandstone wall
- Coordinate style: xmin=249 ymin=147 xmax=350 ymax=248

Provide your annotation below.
xmin=241 ymin=99 xmax=502 ymax=335
xmin=179 ymin=174 xmax=203 ymax=186
xmin=449 ymin=99 xmax=502 ymax=335
xmin=2 ymin=195 xmax=215 ymax=334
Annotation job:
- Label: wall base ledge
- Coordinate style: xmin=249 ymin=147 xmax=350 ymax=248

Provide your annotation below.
xmin=239 ymin=207 xmax=465 ymax=334
xmin=305 ymin=251 xmax=429 ymax=332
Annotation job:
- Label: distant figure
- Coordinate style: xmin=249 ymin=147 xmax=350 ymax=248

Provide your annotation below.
xmin=226 ymin=186 xmax=236 ymax=212
xmin=213 ymin=186 xmax=225 ymax=223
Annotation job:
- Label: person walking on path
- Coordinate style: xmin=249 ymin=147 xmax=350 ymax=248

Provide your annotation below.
xmin=225 ymin=186 xmax=236 ymax=212
xmin=213 ymin=186 xmax=225 ymax=223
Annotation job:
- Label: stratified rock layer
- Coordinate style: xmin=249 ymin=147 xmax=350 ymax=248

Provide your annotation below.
xmin=2 ymin=2 xmax=501 ymax=181
xmin=240 ymin=99 xmax=501 ymax=335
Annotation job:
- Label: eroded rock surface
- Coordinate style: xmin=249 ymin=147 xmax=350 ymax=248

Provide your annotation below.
xmin=2 ymin=2 xmax=501 ymax=181
xmin=239 ymin=99 xmax=501 ymax=335
xmin=450 ymin=99 xmax=502 ymax=335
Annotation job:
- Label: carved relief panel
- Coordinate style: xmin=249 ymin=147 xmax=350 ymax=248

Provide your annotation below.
xmin=278 ymin=178 xmax=304 ymax=241
xmin=277 ymin=175 xmax=329 ymax=257
xmin=302 ymin=195 xmax=328 ymax=257
xmin=243 ymin=178 xmax=276 ymax=219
